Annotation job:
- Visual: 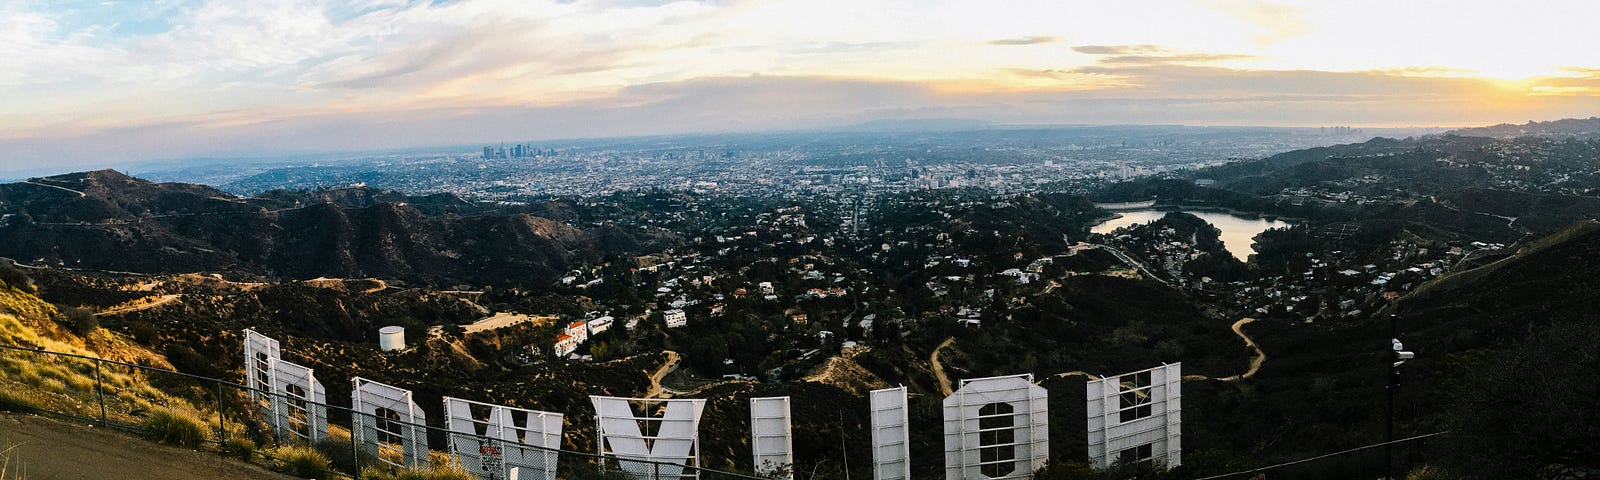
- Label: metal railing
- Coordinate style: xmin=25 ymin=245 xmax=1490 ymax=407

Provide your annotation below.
xmin=1191 ymin=432 xmax=1450 ymax=480
xmin=0 ymin=343 xmax=771 ymax=480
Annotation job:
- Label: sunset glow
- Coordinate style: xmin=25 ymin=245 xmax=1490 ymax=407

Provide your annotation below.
xmin=2 ymin=0 xmax=1597 ymax=172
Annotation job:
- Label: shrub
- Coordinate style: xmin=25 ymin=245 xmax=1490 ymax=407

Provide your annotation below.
xmin=315 ymin=436 xmax=376 ymax=473
xmin=359 ymin=465 xmax=476 ymax=480
xmin=270 ymin=445 xmax=333 ymax=480
xmin=0 ymin=266 xmax=33 ymax=294
xmin=0 ymin=389 xmax=39 ymax=413
xmin=1 ymin=442 xmax=23 ymax=480
xmin=221 ymin=437 xmax=257 ymax=462
xmin=141 ymin=409 xmax=209 ymax=448
xmin=59 ymin=306 xmax=98 ymax=336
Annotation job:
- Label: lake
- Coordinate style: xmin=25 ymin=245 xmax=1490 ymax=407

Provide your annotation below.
xmin=1091 ymin=209 xmax=1292 ymax=261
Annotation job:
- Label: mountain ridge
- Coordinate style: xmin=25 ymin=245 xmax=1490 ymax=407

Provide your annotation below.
xmin=0 ymin=170 xmax=669 ymax=286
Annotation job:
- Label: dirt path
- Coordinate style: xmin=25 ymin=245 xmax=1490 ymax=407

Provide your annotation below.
xmin=1185 ymin=317 xmax=1266 ymax=382
xmin=459 ymin=313 xmax=557 ymax=335
xmin=97 ymin=294 xmax=182 ymax=316
xmin=1036 ymin=370 xmax=1101 ymax=384
xmin=930 ymin=337 xmax=956 ymax=396
xmin=0 ymin=412 xmax=294 ymax=480
xmin=20 ymin=180 xmax=87 ymax=198
xmin=643 ymin=350 xmax=682 ymax=399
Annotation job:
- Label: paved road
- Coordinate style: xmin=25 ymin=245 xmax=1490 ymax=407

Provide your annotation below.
xmin=0 ymin=412 xmax=293 ymax=480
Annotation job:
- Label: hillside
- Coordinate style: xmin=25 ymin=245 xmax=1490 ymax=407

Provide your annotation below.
xmin=1445 ymin=117 xmax=1600 ymax=139
xmin=2 ymin=412 xmax=294 ymax=480
xmin=1096 ymin=131 xmax=1600 ymax=245
xmin=0 ymin=170 xmax=672 ymax=286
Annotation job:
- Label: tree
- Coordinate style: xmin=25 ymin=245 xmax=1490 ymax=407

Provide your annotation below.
xmin=1444 ymin=319 xmax=1600 ymax=478
xmin=0 ymin=265 xmax=34 ymax=294
xmin=59 ymin=305 xmax=98 ymax=335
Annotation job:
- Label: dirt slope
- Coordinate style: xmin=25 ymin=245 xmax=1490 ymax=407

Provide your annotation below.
xmin=0 ymin=412 xmax=293 ymax=480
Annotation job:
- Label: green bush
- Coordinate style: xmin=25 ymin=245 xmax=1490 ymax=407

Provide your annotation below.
xmin=59 ymin=305 xmax=98 ymax=336
xmin=315 ymin=437 xmax=376 ymax=473
xmin=220 ymin=437 xmax=257 ymax=462
xmin=0 ymin=265 xmax=33 ymax=294
xmin=0 ymin=389 xmax=40 ymax=413
xmin=271 ymin=445 xmax=333 ymax=480
xmin=140 ymin=409 xmax=208 ymax=448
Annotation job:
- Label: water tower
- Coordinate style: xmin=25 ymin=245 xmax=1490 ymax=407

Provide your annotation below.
xmin=378 ymin=326 xmax=405 ymax=352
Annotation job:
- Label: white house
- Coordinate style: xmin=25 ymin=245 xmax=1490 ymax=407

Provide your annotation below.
xmin=565 ymin=321 xmax=589 ymax=344
xmin=587 ymin=316 xmax=614 ymax=335
xmin=664 ymin=309 xmax=688 ymax=328
xmin=553 ymin=333 xmax=579 ymax=357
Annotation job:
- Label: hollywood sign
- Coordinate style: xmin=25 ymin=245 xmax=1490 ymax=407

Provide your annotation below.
xmin=243 ymin=330 xmax=1179 ymax=479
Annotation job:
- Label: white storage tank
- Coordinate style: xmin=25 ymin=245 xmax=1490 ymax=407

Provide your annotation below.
xmin=378 ymin=326 xmax=405 ymax=352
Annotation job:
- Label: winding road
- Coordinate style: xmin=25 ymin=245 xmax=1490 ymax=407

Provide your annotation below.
xmin=931 ymin=337 xmax=956 ymax=396
xmin=643 ymin=350 xmax=682 ymax=399
xmin=1184 ymin=317 xmax=1265 ymax=382
xmin=1037 ymin=317 xmax=1266 ymax=385
xmin=96 ymin=294 xmax=182 ymax=316
xmin=1036 ymin=371 xmax=1102 ymax=384
xmin=19 ymin=180 xmax=87 ymax=197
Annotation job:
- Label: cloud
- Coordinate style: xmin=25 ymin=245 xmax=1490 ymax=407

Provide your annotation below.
xmin=1072 ymin=45 xmax=1164 ymax=55
xmin=1071 ymin=44 xmax=1256 ymax=67
xmin=1099 ymin=53 xmax=1258 ymax=65
xmin=2 ymin=0 xmax=1596 ymax=173
xmin=1192 ymin=0 xmax=1312 ymax=46
xmin=8 ymin=69 xmax=1600 ymax=176
xmin=1558 ymin=67 xmax=1600 ymax=79
xmin=988 ymin=35 xmax=1058 ymax=46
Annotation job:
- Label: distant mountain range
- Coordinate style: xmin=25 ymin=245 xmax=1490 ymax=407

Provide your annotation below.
xmin=1444 ymin=116 xmax=1600 ymax=139
xmin=0 ymin=170 xmax=669 ymax=286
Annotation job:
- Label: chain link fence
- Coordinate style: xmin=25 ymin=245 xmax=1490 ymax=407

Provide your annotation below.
xmin=0 ymin=344 xmax=771 ymax=480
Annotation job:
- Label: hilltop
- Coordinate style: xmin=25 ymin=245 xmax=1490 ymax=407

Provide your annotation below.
xmin=0 ymin=170 xmax=671 ymax=286
xmin=1445 ymin=117 xmax=1600 ymax=139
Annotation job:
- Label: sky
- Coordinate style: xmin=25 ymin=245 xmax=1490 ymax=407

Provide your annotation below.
xmin=2 ymin=0 xmax=1599 ymax=174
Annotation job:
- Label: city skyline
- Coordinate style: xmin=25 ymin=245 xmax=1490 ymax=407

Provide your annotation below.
xmin=3 ymin=0 xmax=1599 ymax=174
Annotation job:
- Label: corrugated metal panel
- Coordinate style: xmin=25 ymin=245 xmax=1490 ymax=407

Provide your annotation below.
xmin=242 ymin=329 xmax=279 ymax=405
xmin=352 ymin=377 xmax=429 ymax=469
xmin=941 ymin=374 xmax=1047 ymax=479
xmin=750 ymin=396 xmax=793 ymax=479
xmin=267 ymin=358 xmax=327 ymax=443
xmin=869 ymin=387 xmax=911 ymax=480
xmin=444 ymin=396 xmax=563 ymax=480
xmin=590 ymin=396 xmax=706 ymax=479
xmin=1085 ymin=363 xmax=1182 ymax=469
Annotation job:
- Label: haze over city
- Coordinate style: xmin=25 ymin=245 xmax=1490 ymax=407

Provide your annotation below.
xmin=4 ymin=0 xmax=1600 ymax=175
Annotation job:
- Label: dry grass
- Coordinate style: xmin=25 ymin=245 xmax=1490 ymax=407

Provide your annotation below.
xmin=268 ymin=444 xmax=334 ymax=479
xmin=141 ymin=409 xmax=210 ymax=448
xmin=0 ymin=287 xmax=215 ymax=437
xmin=359 ymin=464 xmax=475 ymax=480
xmin=0 ymin=442 xmax=22 ymax=480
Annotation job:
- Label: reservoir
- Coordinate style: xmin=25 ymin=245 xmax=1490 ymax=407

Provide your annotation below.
xmin=1091 ymin=209 xmax=1292 ymax=261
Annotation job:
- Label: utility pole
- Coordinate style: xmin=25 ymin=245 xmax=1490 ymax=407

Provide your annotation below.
xmin=1386 ymin=314 xmax=1414 ymax=480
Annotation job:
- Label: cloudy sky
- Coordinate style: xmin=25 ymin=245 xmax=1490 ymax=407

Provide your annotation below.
xmin=3 ymin=0 xmax=1599 ymax=174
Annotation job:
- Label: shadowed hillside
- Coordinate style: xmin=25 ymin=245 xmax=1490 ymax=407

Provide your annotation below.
xmin=0 ymin=170 xmax=672 ymax=286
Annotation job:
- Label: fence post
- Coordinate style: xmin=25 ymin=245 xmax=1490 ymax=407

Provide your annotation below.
xmin=216 ymin=380 xmax=227 ymax=443
xmin=351 ymin=412 xmax=362 ymax=479
xmin=93 ymin=357 xmax=107 ymax=424
xmin=655 ymin=460 xmax=661 ymax=480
